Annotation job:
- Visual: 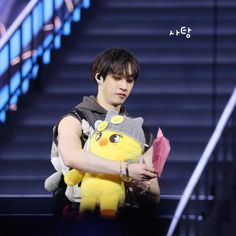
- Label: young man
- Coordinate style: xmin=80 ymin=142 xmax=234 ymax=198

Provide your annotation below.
xmin=54 ymin=48 xmax=160 ymax=218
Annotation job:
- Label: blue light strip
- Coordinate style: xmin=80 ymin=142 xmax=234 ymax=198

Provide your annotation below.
xmin=22 ymin=59 xmax=32 ymax=78
xmin=43 ymin=0 xmax=53 ymax=23
xmin=43 ymin=49 xmax=51 ymax=64
xmin=55 ymin=0 xmax=63 ymax=9
xmin=10 ymin=30 xmax=20 ymax=61
xmin=22 ymin=16 xmax=32 ymax=48
xmin=10 ymin=72 xmax=20 ymax=94
xmin=0 ymin=84 xmax=9 ymax=122
xmin=73 ymin=8 xmax=81 ymax=22
xmin=83 ymin=0 xmax=90 ymax=9
xmin=0 ymin=85 xmax=9 ymax=111
xmin=33 ymin=2 xmax=43 ymax=36
xmin=32 ymin=65 xmax=39 ymax=79
xmin=0 ymin=44 xmax=9 ymax=76
xmin=54 ymin=35 xmax=61 ymax=49
xmin=0 ymin=111 xmax=6 ymax=123
xmin=63 ymin=21 xmax=71 ymax=35
xmin=22 ymin=78 xmax=30 ymax=94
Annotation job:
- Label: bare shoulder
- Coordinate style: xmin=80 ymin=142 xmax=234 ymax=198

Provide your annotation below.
xmin=57 ymin=115 xmax=84 ymax=166
xmin=57 ymin=115 xmax=82 ymax=142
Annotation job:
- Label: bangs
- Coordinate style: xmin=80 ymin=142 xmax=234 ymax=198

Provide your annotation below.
xmin=109 ymin=60 xmax=139 ymax=79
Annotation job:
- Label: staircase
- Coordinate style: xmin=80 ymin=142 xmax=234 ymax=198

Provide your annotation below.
xmin=0 ymin=0 xmax=235 ymax=235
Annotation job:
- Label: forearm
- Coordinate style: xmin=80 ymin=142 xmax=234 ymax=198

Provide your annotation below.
xmin=145 ymin=148 xmax=160 ymax=202
xmin=148 ymin=177 xmax=160 ymax=203
xmin=59 ymin=146 xmax=120 ymax=176
xmin=59 ymin=146 xmax=157 ymax=181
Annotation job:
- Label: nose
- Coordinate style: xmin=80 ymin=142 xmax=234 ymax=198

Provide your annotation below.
xmin=120 ymin=79 xmax=128 ymax=91
xmin=99 ymin=137 xmax=108 ymax=146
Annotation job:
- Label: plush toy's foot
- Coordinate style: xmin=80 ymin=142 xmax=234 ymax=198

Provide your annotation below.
xmin=77 ymin=211 xmax=87 ymax=220
xmin=77 ymin=210 xmax=100 ymax=221
xmin=62 ymin=204 xmax=79 ymax=221
xmin=100 ymin=209 xmax=116 ymax=219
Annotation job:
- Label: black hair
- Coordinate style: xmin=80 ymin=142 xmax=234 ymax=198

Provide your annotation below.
xmin=90 ymin=48 xmax=140 ymax=82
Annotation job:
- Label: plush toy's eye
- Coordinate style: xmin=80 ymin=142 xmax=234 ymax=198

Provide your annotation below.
xmin=95 ymin=132 xmax=102 ymax=141
xmin=109 ymin=134 xmax=122 ymax=143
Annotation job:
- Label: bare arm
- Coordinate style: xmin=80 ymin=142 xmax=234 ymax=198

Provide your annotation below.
xmin=57 ymin=115 xmax=157 ymax=181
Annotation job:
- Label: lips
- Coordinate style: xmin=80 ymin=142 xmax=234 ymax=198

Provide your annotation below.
xmin=116 ymin=93 xmax=126 ymax=98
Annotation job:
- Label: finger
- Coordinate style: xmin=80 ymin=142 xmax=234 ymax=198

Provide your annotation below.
xmin=145 ymin=166 xmax=157 ymax=174
xmin=144 ymin=170 xmax=157 ymax=178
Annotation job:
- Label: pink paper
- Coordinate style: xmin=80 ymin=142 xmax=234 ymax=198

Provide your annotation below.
xmin=152 ymin=128 xmax=171 ymax=177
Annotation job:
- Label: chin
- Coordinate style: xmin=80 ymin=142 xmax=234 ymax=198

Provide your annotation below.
xmin=110 ymin=96 xmax=127 ymax=107
xmin=112 ymin=103 xmax=122 ymax=107
xmin=116 ymin=98 xmax=126 ymax=105
xmin=112 ymin=101 xmax=123 ymax=107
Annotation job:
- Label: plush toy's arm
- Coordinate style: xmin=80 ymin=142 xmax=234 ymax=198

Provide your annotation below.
xmin=44 ymin=172 xmax=62 ymax=192
xmin=44 ymin=142 xmax=66 ymax=192
xmin=64 ymin=168 xmax=85 ymax=186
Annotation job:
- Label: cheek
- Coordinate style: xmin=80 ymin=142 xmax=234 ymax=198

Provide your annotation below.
xmin=103 ymin=84 xmax=112 ymax=94
xmin=127 ymin=83 xmax=134 ymax=93
xmin=106 ymin=81 xmax=115 ymax=91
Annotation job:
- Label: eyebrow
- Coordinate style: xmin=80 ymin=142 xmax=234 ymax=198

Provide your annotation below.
xmin=112 ymin=73 xmax=134 ymax=79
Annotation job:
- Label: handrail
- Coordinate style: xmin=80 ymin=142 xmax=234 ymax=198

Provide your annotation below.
xmin=166 ymin=86 xmax=236 ymax=236
xmin=0 ymin=0 xmax=38 ymax=50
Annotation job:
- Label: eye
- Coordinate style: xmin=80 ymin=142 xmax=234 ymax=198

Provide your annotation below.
xmin=95 ymin=132 xmax=102 ymax=141
xmin=109 ymin=134 xmax=122 ymax=143
xmin=112 ymin=74 xmax=122 ymax=80
xmin=127 ymin=77 xmax=134 ymax=83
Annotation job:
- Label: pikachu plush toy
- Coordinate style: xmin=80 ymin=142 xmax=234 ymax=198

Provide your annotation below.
xmin=64 ymin=110 xmax=146 ymax=218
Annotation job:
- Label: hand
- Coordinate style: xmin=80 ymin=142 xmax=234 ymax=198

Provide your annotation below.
xmin=131 ymin=180 xmax=151 ymax=195
xmin=128 ymin=163 xmax=157 ymax=181
xmin=130 ymin=178 xmax=160 ymax=203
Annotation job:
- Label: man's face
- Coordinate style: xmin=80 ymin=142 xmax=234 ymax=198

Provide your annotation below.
xmin=100 ymin=69 xmax=135 ymax=107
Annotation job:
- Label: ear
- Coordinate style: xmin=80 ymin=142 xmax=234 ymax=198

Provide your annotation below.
xmin=94 ymin=120 xmax=102 ymax=129
xmin=133 ymin=117 xmax=144 ymax=127
xmin=95 ymin=73 xmax=104 ymax=84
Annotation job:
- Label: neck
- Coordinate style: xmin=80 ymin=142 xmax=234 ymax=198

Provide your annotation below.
xmin=96 ymin=95 xmax=121 ymax=113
